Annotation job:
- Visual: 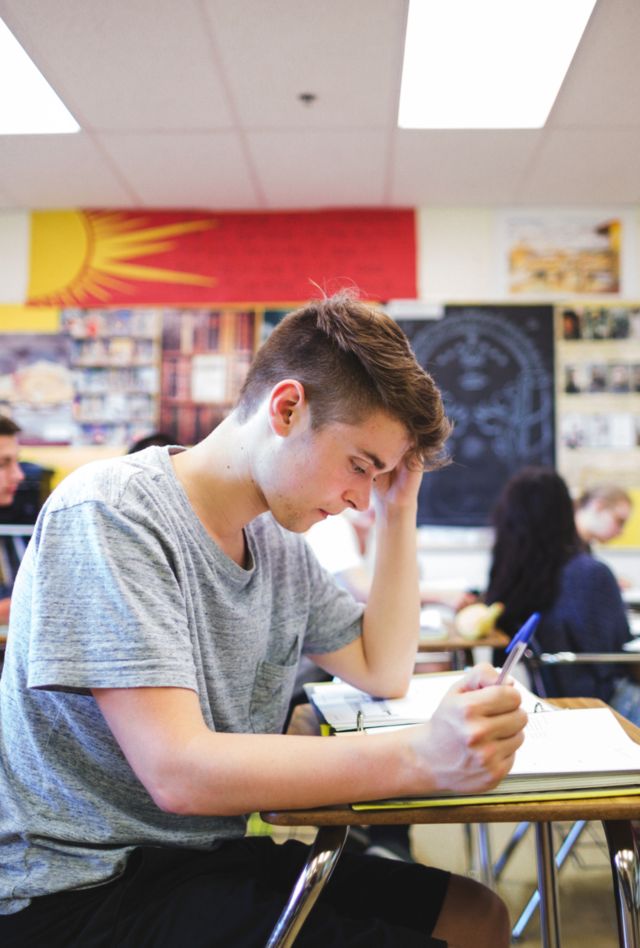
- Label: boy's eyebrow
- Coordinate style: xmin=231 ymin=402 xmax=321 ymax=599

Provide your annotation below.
xmin=358 ymin=449 xmax=386 ymax=471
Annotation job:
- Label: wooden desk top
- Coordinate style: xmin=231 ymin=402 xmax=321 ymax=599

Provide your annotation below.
xmin=262 ymin=699 xmax=640 ymax=828
xmin=418 ymin=628 xmax=509 ymax=653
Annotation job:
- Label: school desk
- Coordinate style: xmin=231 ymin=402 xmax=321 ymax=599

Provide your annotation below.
xmin=417 ymin=626 xmax=509 ymax=670
xmin=262 ymin=698 xmax=640 ymax=948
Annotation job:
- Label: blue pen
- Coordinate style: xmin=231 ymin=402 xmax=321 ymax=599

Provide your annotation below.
xmin=497 ymin=611 xmax=541 ymax=684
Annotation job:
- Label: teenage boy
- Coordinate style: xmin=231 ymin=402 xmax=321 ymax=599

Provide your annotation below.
xmin=0 ymin=294 xmax=526 ymax=947
xmin=0 ymin=416 xmax=25 ymax=624
xmin=574 ymin=484 xmax=633 ymax=548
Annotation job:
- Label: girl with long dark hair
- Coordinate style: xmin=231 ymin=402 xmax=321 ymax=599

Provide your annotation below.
xmin=486 ymin=466 xmax=640 ymax=724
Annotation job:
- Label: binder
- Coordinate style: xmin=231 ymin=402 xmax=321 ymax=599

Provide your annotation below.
xmin=304 ymin=671 xmax=551 ymax=733
xmin=304 ymin=673 xmax=640 ymax=806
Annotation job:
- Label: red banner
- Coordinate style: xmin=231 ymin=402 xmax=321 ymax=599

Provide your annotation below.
xmin=27 ymin=208 xmax=416 ymax=306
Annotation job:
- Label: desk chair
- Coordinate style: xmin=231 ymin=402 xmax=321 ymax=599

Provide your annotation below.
xmin=485 ymin=648 xmax=640 ymax=942
xmin=528 ymin=649 xmax=640 ymax=703
xmin=265 ymin=827 xmax=348 ymax=948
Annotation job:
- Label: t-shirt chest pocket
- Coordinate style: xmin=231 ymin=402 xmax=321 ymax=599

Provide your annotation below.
xmin=249 ymin=637 xmax=299 ymax=734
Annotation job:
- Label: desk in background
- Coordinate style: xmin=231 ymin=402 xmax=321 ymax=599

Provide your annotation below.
xmin=623 ymin=588 xmax=640 ymax=610
xmin=418 ymin=626 xmax=509 ymax=670
xmin=262 ymin=698 xmax=640 ymax=948
xmin=0 ymin=524 xmax=34 ymax=595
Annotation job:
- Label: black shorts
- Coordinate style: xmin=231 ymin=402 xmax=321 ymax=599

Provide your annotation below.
xmin=0 ymin=837 xmax=450 ymax=947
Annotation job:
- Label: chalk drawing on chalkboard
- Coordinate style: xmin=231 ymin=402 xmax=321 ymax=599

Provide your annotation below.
xmin=400 ymin=306 xmax=555 ymax=526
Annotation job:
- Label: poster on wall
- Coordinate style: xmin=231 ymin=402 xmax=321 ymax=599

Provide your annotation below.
xmin=499 ymin=210 xmax=626 ymax=296
xmin=23 ymin=209 xmax=417 ymax=307
xmin=399 ymin=305 xmax=555 ymax=527
xmin=0 ymin=334 xmax=74 ymax=444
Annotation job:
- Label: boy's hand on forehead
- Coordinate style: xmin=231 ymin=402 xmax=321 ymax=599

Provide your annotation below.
xmin=373 ymin=454 xmax=423 ymax=511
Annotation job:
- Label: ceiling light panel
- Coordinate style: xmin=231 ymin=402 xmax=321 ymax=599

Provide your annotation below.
xmin=0 ymin=17 xmax=79 ymax=134
xmin=399 ymin=0 xmax=597 ymax=129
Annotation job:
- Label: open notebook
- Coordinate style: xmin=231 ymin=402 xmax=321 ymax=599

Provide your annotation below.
xmin=304 ymin=672 xmax=640 ymax=806
xmin=304 ymin=670 xmax=550 ymax=732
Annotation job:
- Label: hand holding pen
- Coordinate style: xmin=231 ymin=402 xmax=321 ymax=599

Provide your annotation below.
xmin=497 ymin=612 xmax=541 ymax=684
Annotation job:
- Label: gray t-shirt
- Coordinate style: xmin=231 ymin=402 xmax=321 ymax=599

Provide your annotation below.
xmin=0 ymin=446 xmax=363 ymax=914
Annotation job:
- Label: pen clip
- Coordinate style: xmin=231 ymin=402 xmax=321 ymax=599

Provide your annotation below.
xmin=498 ymin=612 xmax=541 ymax=684
xmin=356 ymin=710 xmax=364 ymax=733
xmin=505 ymin=612 xmax=541 ymax=655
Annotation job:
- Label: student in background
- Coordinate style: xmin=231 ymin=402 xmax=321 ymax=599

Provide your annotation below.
xmin=0 ymin=416 xmax=25 ymax=625
xmin=485 ymin=466 xmax=640 ymax=725
xmin=574 ymin=484 xmax=633 ymax=550
xmin=0 ymin=294 xmax=524 ymax=948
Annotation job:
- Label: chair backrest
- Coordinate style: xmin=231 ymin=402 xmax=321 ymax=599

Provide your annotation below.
xmin=524 ymin=646 xmax=640 ymax=700
xmin=523 ymin=647 xmax=554 ymax=699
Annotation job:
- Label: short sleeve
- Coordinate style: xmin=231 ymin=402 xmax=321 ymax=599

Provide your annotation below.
xmin=24 ymin=499 xmax=198 ymax=693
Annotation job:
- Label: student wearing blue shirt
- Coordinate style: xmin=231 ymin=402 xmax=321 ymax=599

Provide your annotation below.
xmin=486 ymin=466 xmax=640 ymax=724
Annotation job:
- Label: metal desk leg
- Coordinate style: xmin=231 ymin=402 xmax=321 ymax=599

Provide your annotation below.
xmin=451 ymin=648 xmax=466 ymax=671
xmin=265 ymin=825 xmax=349 ymax=948
xmin=511 ymin=820 xmax=588 ymax=941
xmin=473 ymin=823 xmax=494 ymax=888
xmin=603 ymin=820 xmax=639 ymax=948
xmin=535 ymin=822 xmax=562 ymax=948
xmin=493 ymin=820 xmax=531 ymax=882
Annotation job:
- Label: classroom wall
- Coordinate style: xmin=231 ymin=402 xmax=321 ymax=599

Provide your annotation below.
xmin=4 ymin=205 xmax=640 ymax=305
xmin=0 ymin=210 xmax=30 ymax=303
xmin=2 ymin=206 xmax=639 ymax=583
xmin=417 ymin=527 xmax=640 ymax=597
xmin=410 ymin=206 xmax=640 ymax=586
xmin=416 ymin=206 xmax=640 ymax=301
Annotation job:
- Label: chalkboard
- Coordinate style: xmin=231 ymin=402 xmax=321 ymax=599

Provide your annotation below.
xmin=398 ymin=304 xmax=555 ymax=526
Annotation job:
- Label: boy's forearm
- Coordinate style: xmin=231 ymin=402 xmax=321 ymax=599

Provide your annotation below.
xmin=360 ymin=503 xmax=420 ymax=694
xmin=163 ymin=727 xmax=420 ymax=816
xmin=95 ymin=685 xmax=421 ymax=816
xmin=95 ymin=671 xmax=526 ymax=819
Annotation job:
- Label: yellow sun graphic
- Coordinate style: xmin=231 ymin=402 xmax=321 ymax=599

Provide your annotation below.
xmin=27 ymin=210 xmax=217 ymax=305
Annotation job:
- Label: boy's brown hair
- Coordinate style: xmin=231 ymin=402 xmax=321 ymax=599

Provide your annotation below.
xmin=237 ymin=292 xmax=452 ymax=470
xmin=0 ymin=415 xmax=20 ymax=437
xmin=575 ymin=484 xmax=632 ymax=510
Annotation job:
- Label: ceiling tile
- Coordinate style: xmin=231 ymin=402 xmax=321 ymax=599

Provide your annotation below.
xmin=0 ymin=133 xmax=135 ymax=207
xmin=391 ymin=130 xmax=542 ymax=205
xmin=0 ymin=0 xmax=234 ymax=130
xmin=549 ymin=0 xmax=640 ymax=128
xmin=96 ymin=131 xmax=261 ymax=208
xmin=516 ymin=128 xmax=640 ymax=204
xmin=203 ymin=0 xmax=406 ymax=128
xmin=247 ymin=129 xmax=388 ymax=207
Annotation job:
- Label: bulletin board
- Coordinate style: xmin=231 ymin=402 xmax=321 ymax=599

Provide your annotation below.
xmin=556 ymin=302 xmax=640 ymax=483
xmin=399 ymin=304 xmax=555 ymax=526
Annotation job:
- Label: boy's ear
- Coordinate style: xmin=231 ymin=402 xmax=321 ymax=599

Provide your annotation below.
xmin=268 ymin=380 xmax=307 ymax=436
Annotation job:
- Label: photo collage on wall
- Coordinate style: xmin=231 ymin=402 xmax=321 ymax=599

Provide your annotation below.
xmin=557 ymin=303 xmax=640 ymax=454
xmin=560 ymin=412 xmax=640 ymax=452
